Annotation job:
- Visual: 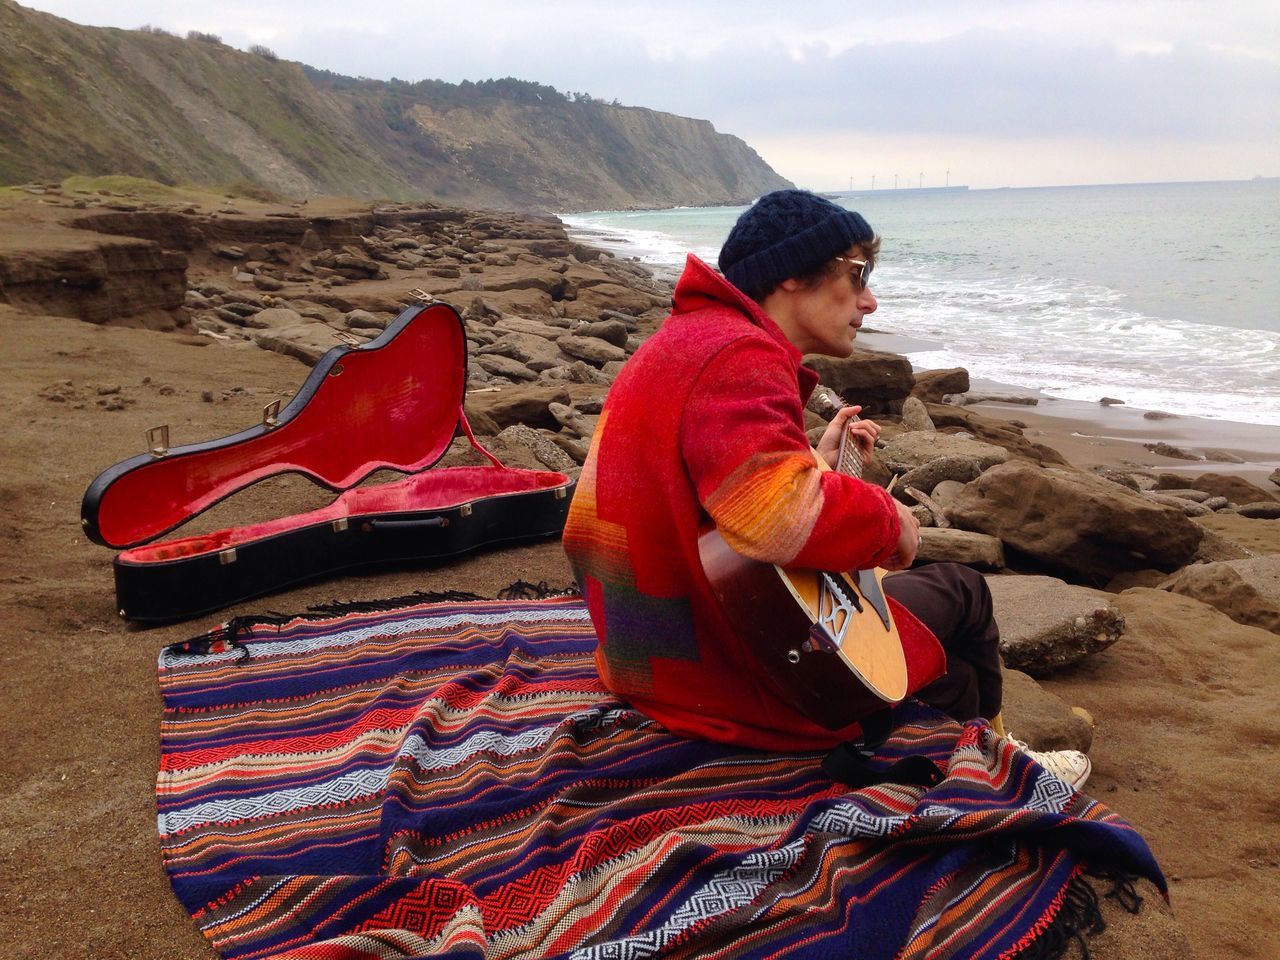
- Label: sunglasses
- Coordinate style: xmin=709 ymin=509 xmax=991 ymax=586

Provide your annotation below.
xmin=834 ymin=256 xmax=873 ymax=290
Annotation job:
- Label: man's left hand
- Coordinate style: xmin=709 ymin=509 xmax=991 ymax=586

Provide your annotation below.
xmin=816 ymin=404 xmax=880 ymax=470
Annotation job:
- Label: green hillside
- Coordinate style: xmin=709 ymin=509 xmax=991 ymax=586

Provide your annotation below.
xmin=0 ymin=1 xmax=791 ymax=210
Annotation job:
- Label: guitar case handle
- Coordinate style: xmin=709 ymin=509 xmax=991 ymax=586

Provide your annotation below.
xmin=367 ymin=516 xmax=450 ymax=531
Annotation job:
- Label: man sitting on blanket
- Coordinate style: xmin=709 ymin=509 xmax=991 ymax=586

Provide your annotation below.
xmin=562 ymin=189 xmax=1090 ymax=788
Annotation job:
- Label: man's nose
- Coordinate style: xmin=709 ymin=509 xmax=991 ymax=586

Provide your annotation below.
xmin=859 ymin=288 xmax=877 ymax=314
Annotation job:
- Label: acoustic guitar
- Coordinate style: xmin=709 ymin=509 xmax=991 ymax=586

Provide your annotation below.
xmin=698 ymin=402 xmax=907 ymax=730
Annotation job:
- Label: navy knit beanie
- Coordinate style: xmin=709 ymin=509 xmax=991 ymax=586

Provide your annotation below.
xmin=718 ymin=189 xmax=874 ymax=299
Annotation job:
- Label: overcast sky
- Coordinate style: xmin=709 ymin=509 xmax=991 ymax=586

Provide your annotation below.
xmin=21 ymin=1 xmax=1280 ymax=189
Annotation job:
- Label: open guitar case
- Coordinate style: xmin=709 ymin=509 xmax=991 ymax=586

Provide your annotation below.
xmin=80 ymin=300 xmax=575 ymax=623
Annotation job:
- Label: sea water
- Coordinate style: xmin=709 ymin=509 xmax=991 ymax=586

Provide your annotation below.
xmin=562 ymin=180 xmax=1280 ymax=426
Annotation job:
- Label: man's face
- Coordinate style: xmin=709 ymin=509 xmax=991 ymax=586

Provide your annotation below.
xmin=786 ymin=246 xmax=878 ymax=358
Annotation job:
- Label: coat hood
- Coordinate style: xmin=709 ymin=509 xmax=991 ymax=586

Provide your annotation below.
xmin=669 ymin=254 xmax=819 ymax=401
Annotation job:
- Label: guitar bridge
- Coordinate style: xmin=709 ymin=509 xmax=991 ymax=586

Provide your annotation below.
xmin=815 ymin=571 xmax=863 ymax=649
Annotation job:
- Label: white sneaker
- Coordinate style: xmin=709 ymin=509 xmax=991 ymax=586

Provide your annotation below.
xmin=1005 ymin=735 xmax=1092 ymax=789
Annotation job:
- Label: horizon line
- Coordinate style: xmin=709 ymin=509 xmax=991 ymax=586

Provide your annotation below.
xmin=818 ymin=174 xmax=1277 ymax=194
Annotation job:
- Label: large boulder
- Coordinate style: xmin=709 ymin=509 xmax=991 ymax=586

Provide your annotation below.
xmin=986 ymin=574 xmax=1126 ymax=675
xmin=895 ymin=456 xmax=983 ymax=500
xmin=332 ymin=252 xmax=383 ymax=278
xmin=464 ymin=384 xmax=571 ymax=432
xmin=879 ymin=431 xmax=1010 ymax=472
xmin=1154 ymin=471 xmax=1277 ymax=504
xmin=949 ymin=461 xmax=1203 ymax=580
xmin=574 ymin=319 xmax=630 ymax=347
xmin=478 ymin=267 xmax=569 ymax=296
xmin=494 ymin=315 xmax=571 ymax=338
xmin=804 ymin=349 xmax=914 ymax=417
xmin=548 ymin=401 xmax=599 ymax=440
xmin=242 ymin=306 xmax=306 ymax=330
xmin=566 ymin=280 xmax=661 ymax=318
xmin=911 ymin=367 xmax=970 ymax=404
xmin=252 ymin=323 xmax=350 ymax=365
xmin=1159 ymin=557 xmax=1280 ymax=634
xmin=495 ymin=424 xmax=579 ymax=473
xmin=899 ymin=396 xmax=935 ymax=432
xmin=472 ymin=353 xmax=539 ymax=382
xmin=478 ymin=332 xmax=565 ymax=372
xmin=557 ymin=334 xmax=627 ymax=366
xmin=1239 ymin=501 xmax=1280 ymax=519
xmin=1144 ymin=491 xmax=1213 ymax=517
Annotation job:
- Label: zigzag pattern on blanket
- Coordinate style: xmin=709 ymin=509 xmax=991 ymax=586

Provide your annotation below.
xmin=157 ymin=596 xmax=1163 ymax=960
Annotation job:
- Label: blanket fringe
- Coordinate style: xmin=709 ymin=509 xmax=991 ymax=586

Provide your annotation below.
xmin=299 ymin=582 xmax=577 ymax=615
xmin=1014 ymin=869 xmax=1144 ymax=960
xmin=164 ymin=614 xmax=294 ymax=662
xmin=497 ymin=579 xmax=580 ymax=600
xmin=302 ymin=590 xmax=489 ymax=616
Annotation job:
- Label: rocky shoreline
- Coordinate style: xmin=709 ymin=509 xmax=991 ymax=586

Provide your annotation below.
xmin=2 ymin=182 xmax=1279 ymax=958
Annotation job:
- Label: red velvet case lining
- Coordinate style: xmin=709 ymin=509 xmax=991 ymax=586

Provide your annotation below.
xmin=89 ymin=303 xmax=476 ymax=548
xmin=119 ymin=466 xmax=567 ymax=563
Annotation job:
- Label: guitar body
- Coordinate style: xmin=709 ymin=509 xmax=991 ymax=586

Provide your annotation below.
xmin=699 ymin=530 xmax=907 ymax=730
xmin=698 ymin=413 xmax=907 ymax=731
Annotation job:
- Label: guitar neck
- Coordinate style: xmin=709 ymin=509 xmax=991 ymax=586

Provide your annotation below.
xmin=817 ymin=392 xmax=864 ymax=479
xmin=836 ymin=422 xmax=864 ymax=479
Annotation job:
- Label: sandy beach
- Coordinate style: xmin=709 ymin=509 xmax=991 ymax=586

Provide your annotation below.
xmin=969 ymin=393 xmax=1280 ymax=484
xmin=1 ymin=196 xmax=1278 ymax=959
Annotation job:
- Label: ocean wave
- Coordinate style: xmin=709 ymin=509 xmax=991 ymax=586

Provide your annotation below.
xmin=561 ymin=206 xmax=1280 ymax=426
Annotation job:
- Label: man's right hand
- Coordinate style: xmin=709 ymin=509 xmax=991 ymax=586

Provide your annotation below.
xmin=883 ymin=499 xmax=921 ymax=570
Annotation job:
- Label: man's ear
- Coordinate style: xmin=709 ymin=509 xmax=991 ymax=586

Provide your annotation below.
xmin=778 ymin=277 xmax=802 ymax=292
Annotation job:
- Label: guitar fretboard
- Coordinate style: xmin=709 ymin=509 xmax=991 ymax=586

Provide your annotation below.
xmin=815 ymin=391 xmax=864 ymax=479
xmin=836 ymin=421 xmax=864 ymax=478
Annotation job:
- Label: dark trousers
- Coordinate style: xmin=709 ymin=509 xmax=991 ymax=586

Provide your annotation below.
xmin=883 ymin=563 xmax=1003 ymax=722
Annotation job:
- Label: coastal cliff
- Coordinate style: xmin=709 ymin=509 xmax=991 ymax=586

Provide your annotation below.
xmin=0 ymin=1 xmax=791 ymax=210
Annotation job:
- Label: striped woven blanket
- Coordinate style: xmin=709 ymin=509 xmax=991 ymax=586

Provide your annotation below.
xmin=157 ymin=596 xmax=1164 ymax=960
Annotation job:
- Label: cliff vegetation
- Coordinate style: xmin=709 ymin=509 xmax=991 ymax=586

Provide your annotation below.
xmin=0 ymin=1 xmax=791 ymax=210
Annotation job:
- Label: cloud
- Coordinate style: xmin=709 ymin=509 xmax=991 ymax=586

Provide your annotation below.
xmin=639 ymin=32 xmax=1280 ymax=143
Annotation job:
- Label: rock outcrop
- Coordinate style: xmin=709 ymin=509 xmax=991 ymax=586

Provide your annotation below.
xmin=804 ymin=350 xmax=915 ymax=417
xmin=1159 ymin=556 xmax=1280 ymax=634
xmin=987 ymin=574 xmax=1126 ymax=674
xmin=0 ymin=223 xmax=185 ymax=328
xmin=948 ymin=461 xmax=1203 ymax=581
xmin=1000 ymin=668 xmax=1095 ymax=753
xmin=1154 ymin=471 xmax=1278 ymax=505
xmin=879 ymin=431 xmax=1010 ymax=473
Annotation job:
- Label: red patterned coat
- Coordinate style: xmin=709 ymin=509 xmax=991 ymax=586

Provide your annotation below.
xmin=563 ymin=255 xmax=944 ymax=750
